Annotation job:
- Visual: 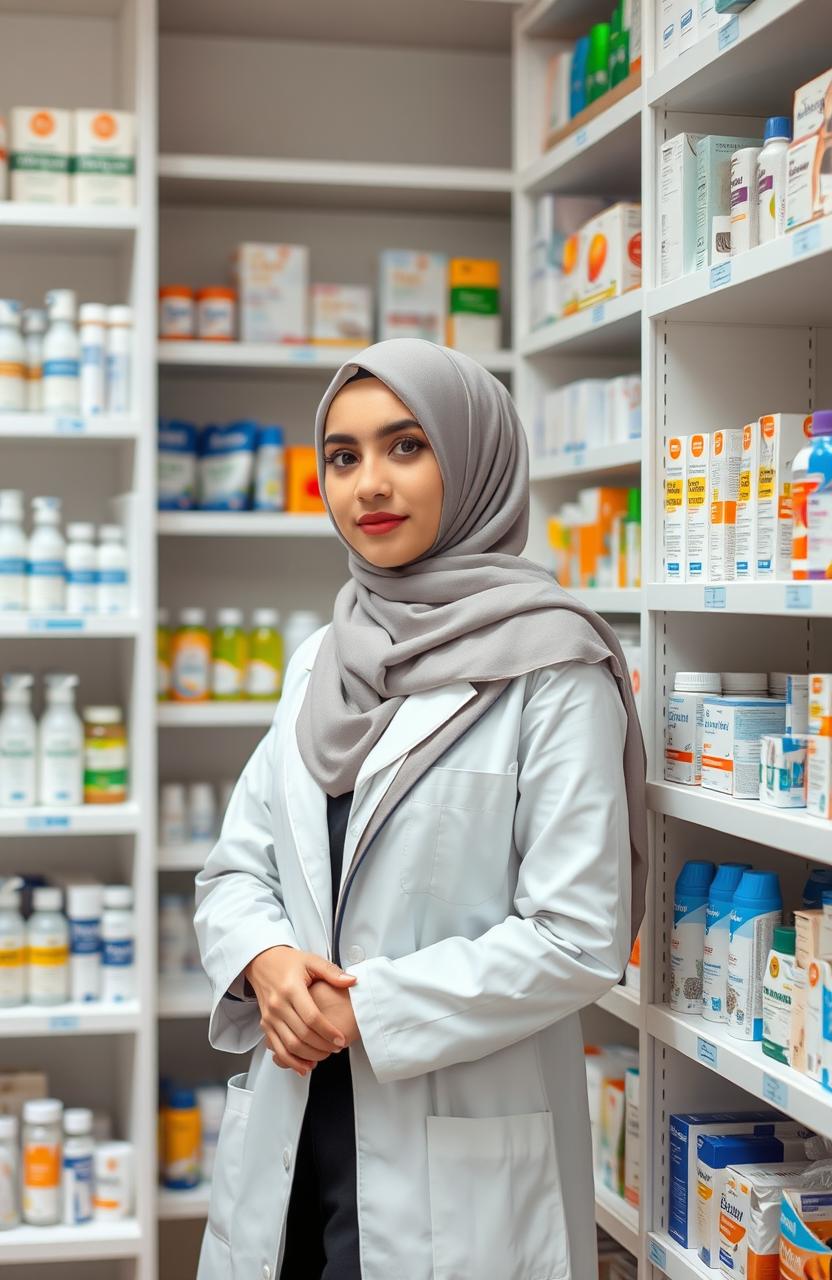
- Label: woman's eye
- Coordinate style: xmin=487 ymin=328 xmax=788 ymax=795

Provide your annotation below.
xmin=325 ymin=449 xmax=357 ymax=468
xmin=393 ymin=437 xmax=423 ymax=457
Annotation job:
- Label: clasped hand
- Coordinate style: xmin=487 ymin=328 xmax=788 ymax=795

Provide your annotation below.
xmin=244 ymin=945 xmax=361 ymax=1077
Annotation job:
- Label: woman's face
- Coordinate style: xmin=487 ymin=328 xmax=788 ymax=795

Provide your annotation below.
xmin=323 ymin=376 xmax=444 ymax=568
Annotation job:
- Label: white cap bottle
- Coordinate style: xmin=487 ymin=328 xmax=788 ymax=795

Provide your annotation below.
xmin=79 ymin=303 xmax=107 ymax=418
xmin=188 ymin=781 xmax=217 ymax=842
xmin=0 ymin=299 xmax=25 ymax=412
xmin=22 ymin=308 xmax=46 ymax=412
xmin=159 ymin=782 xmax=187 ymax=846
xmin=26 ymin=887 xmax=69 ymax=1006
xmin=29 ymin=496 xmax=66 ymax=613
xmin=0 ymin=673 xmax=36 ymax=806
xmin=0 ymin=879 xmax=25 ymax=1008
xmin=65 ymin=522 xmax=97 ymax=615
xmin=97 ymin=524 xmax=129 ymax=615
xmin=38 ymin=673 xmax=83 ymax=807
xmin=65 ymin=883 xmax=102 ymax=1003
xmin=43 ymin=289 xmax=80 ymax=415
xmin=101 ymin=885 xmax=134 ymax=1002
xmin=0 ymin=489 xmax=27 ymax=611
xmin=106 ymin=305 xmax=132 ymax=415
xmin=62 ymin=1107 xmax=94 ymax=1225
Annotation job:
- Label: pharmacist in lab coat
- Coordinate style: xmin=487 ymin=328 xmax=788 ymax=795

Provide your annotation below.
xmin=194 ymin=338 xmax=648 ymax=1280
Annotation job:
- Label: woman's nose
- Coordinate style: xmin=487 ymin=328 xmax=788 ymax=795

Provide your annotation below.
xmin=354 ymin=458 xmax=392 ymax=501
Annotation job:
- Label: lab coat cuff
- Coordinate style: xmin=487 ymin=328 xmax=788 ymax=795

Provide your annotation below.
xmin=347 ymin=959 xmax=399 ymax=1085
xmin=206 ymin=921 xmax=300 ymax=1054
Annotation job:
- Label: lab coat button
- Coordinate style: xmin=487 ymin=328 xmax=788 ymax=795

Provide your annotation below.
xmin=347 ymin=945 xmax=365 ymax=963
xmin=282 ymin=1147 xmax=291 ymax=1170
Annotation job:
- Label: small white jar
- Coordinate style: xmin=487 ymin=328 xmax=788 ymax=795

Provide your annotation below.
xmin=159 ymin=782 xmax=187 ymax=845
xmin=62 ymin=1107 xmax=94 ymax=1225
xmin=100 ymin=885 xmax=134 ymax=1002
xmin=195 ymin=287 xmax=235 ymax=341
xmin=97 ymin=524 xmax=129 ymax=615
xmin=158 ymin=286 xmax=194 ymax=340
xmin=65 ymin=522 xmax=97 ymax=614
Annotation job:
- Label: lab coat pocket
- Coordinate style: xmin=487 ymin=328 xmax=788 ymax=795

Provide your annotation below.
xmin=426 ymin=1111 xmax=569 ymax=1280
xmin=400 ymin=766 xmax=517 ymax=905
xmin=207 ymin=1073 xmax=253 ymax=1246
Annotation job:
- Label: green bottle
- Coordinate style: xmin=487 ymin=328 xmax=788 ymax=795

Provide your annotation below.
xmin=211 ymin=608 xmax=249 ymax=701
xmin=245 ymin=609 xmax=283 ymax=701
xmin=585 ymin=23 xmax=611 ymax=104
xmin=622 ymin=487 xmax=641 ymax=589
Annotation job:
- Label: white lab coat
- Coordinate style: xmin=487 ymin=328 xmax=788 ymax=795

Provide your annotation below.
xmin=195 ymin=625 xmax=632 ymax=1280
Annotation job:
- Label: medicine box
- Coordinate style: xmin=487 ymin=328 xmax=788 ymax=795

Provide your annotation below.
xmin=708 ymin=428 xmax=743 ymax=582
xmin=606 ymin=375 xmax=642 ymax=443
xmin=657 ymin=0 xmax=679 ymax=69
xmin=755 ymin=414 xmax=805 ymax=578
xmin=686 ymin=432 xmax=710 ymax=581
xmin=785 ymin=135 xmax=823 ymax=231
xmin=806 ymin=959 xmax=824 ymax=1081
xmin=660 ymin=133 xmax=704 ymax=284
xmin=310 ymin=284 xmax=373 ymax=347
xmin=10 ymin=107 xmax=71 ymax=204
xmin=807 ymin=735 xmax=832 ymax=821
xmin=665 ymin=691 xmax=710 ymax=784
xmin=696 ymin=136 xmax=761 ymax=270
xmin=664 ymin=434 xmax=687 ymax=581
xmin=599 ymin=1077 xmax=626 ymax=1196
xmin=759 ymin=734 xmax=808 ymax=809
xmin=379 ymin=250 xmax=447 ymax=344
xmin=285 ymin=445 xmax=325 ymax=515
xmin=734 ymin=422 xmax=760 ymax=580
xmin=578 ymin=203 xmax=642 ymax=310
xmin=701 ymin=696 xmax=786 ymax=799
xmin=447 ymin=258 xmax=501 ymax=352
xmin=787 ymin=674 xmax=809 ymax=735
xmin=794 ymin=909 xmax=823 ymax=971
xmin=779 ymin=1187 xmax=832 ymax=1280
xmin=72 ymin=109 xmax=135 ymax=207
xmin=719 ymin=1163 xmax=813 ymax=1280
xmin=624 ymin=1068 xmax=639 ymax=1209
xmin=697 ymin=1133 xmax=803 ymax=1268
xmin=233 ymin=243 xmax=309 ymax=345
xmin=821 ymin=959 xmax=832 ymax=1090
xmin=809 ymin=673 xmax=832 ymax=736
xmin=793 ymin=67 xmax=832 ymax=142
xmin=790 ymin=965 xmax=807 ymax=1072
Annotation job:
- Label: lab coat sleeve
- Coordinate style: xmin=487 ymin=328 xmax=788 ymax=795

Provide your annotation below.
xmin=194 ymin=723 xmax=300 ymax=1054
xmin=347 ymin=659 xmax=633 ymax=1084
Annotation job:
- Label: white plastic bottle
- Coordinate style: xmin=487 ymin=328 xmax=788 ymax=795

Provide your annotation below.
xmin=0 ymin=673 xmax=36 ymax=807
xmin=79 ymin=302 xmax=106 ymax=417
xmin=38 ymin=672 xmax=83 ymax=807
xmin=100 ymin=885 xmax=134 ymax=1002
xmin=670 ymin=859 xmax=715 ymax=1013
xmin=96 ymin=524 xmax=129 ymax=614
xmin=62 ymin=1107 xmax=94 ymax=1225
xmin=284 ymin=610 xmax=325 ymax=661
xmin=159 ymin=782 xmax=187 ymax=845
xmin=66 ymin=883 xmax=102 ymax=1003
xmin=0 ymin=880 xmax=25 ymax=1008
xmin=0 ymin=489 xmax=27 ymax=611
xmin=22 ymin=309 xmax=46 ymax=412
xmin=42 ymin=289 xmax=80 ymax=414
xmin=65 ymin=523 xmax=97 ymax=615
xmin=0 ymin=299 xmax=26 ymax=412
xmin=188 ymin=781 xmax=216 ymax=841
xmin=22 ymin=1098 xmax=62 ymax=1226
xmin=757 ymin=117 xmax=792 ymax=244
xmin=158 ymin=893 xmax=191 ymax=975
xmin=28 ymin=496 xmax=66 ymax=612
xmin=106 ymin=305 xmax=132 ymax=415
xmin=0 ymin=1113 xmax=20 ymax=1230
xmin=26 ymin=887 xmax=69 ymax=1006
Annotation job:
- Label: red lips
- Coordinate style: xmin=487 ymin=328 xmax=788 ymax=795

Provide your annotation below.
xmin=357 ymin=512 xmax=405 ymax=525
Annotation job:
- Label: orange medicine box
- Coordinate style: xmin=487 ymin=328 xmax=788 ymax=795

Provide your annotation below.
xmin=286 ymin=446 xmax=325 ymax=514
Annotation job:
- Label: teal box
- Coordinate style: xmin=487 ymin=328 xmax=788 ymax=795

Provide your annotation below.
xmin=695 ymin=135 xmax=761 ymax=270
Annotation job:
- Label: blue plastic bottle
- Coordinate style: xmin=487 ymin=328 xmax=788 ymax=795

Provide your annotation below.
xmin=702 ymin=863 xmax=751 ymax=1024
xmin=727 ymin=870 xmax=782 ymax=1041
xmin=802 ymin=867 xmax=832 ymax=909
xmin=670 ymin=860 xmax=715 ymax=1013
xmin=570 ymin=37 xmax=590 ymax=118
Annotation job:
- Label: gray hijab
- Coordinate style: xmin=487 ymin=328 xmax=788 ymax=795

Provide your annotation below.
xmin=296 ymin=339 xmax=647 ymax=944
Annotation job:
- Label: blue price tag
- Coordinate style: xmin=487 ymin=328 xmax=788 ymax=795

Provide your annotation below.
xmin=718 ymin=15 xmax=739 ymax=50
xmin=785 ymin=584 xmax=812 ymax=610
xmin=792 ymin=224 xmax=822 ymax=258
xmin=289 ymin=347 xmax=315 ymax=362
xmin=710 ymin=262 xmax=732 ymax=290
xmin=29 ymin=617 xmax=84 ymax=633
xmin=48 ymin=1015 xmax=80 ymax=1032
xmin=697 ymin=1036 xmax=718 ymax=1069
xmin=55 ymin=416 xmax=84 ymax=434
xmin=25 ymin=814 xmax=70 ymax=832
xmin=591 ymin=304 xmax=605 ymax=325
xmin=575 ymin=128 xmax=588 ymax=148
xmin=705 ymin=586 xmax=726 ymax=609
xmin=762 ymin=1073 xmax=789 ymax=1109
xmin=649 ymin=1238 xmax=668 ymax=1271
xmin=572 ymin=447 xmax=588 ymax=468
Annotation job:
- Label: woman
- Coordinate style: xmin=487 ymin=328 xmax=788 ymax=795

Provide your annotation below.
xmin=194 ymin=338 xmax=647 ymax=1280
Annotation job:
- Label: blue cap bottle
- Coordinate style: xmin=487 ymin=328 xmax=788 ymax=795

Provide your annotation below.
xmin=671 ymin=861 xmax=715 ymax=1014
xmin=702 ymin=863 xmax=751 ymax=1023
xmin=728 ymin=871 xmax=782 ymax=1041
xmin=802 ymin=868 xmax=832 ymax=908
xmin=763 ymin=116 xmax=792 ymax=143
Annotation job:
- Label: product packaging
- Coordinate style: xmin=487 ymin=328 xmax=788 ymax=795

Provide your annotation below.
xmin=703 ymin=864 xmax=750 ymax=1024
xmin=708 ymin=428 xmax=743 ymax=581
xmin=253 ymin=425 xmax=285 ymax=512
xmin=735 ymin=422 xmax=761 ymax=580
xmin=686 ymin=432 xmax=710 ymax=581
xmin=790 ymin=964 xmax=808 ymax=1072
xmin=806 ymin=959 xmax=825 ymax=1081
xmin=695 ymin=136 xmax=761 ymax=270
xmin=665 ymin=434 xmax=687 ymax=580
xmin=809 ymin=674 xmax=832 ymax=736
xmin=671 ymin=860 xmax=715 ymax=1012
xmin=780 ymin=1186 xmax=832 ymax=1280
xmin=624 ymin=1068 xmax=639 ymax=1208
xmin=755 ymin=414 xmax=805 ymax=578
xmin=447 ymin=258 xmax=501 ymax=351
xmin=578 ymin=203 xmax=641 ymax=309
xmin=10 ymin=108 xmax=71 ymax=204
xmin=660 ymin=133 xmax=704 ymax=284
xmin=158 ymin=286 xmax=194 ymax=340
xmin=794 ymin=909 xmax=824 ymax=971
xmin=233 ymin=243 xmax=309 ymax=344
xmin=757 ymin=117 xmax=792 ymax=243
xmin=198 ymin=422 xmax=257 ymax=511
xmin=157 ymin=420 xmax=198 ymax=511
xmin=195 ymin=287 xmax=236 ymax=341
xmin=727 ymin=869 xmax=783 ymax=1042
xmin=72 ymin=110 xmax=135 ymax=206
xmin=606 ymin=375 xmax=642 ymax=442
xmin=310 ymin=284 xmax=373 ymax=347
xmin=761 ymin=926 xmax=797 ymax=1062
xmin=718 ymin=1162 xmax=814 ymax=1280
xmin=585 ymin=1046 xmax=638 ymax=1172
xmin=787 ymin=675 xmax=810 ymax=735
xmin=702 ymin=697 xmax=786 ymax=799
xmin=807 ymin=736 xmax=832 ymax=820
xmin=697 ymin=1133 xmax=801 ymax=1267
xmin=657 ymin=0 xmax=678 ymax=69
xmin=730 ymin=148 xmax=762 ymax=255
xmin=793 ymin=68 xmax=832 ymax=141
xmin=285 ymin=445 xmax=325 ymax=514
xmin=600 ymin=1077 xmax=626 ymax=1196
xmin=759 ymin=735 xmax=808 ymax=808
xmin=528 ymin=194 xmax=604 ymax=326
xmin=379 ymin=250 xmax=446 ymax=343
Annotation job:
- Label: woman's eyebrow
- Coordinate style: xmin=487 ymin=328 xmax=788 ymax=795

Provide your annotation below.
xmin=324 ymin=418 xmax=424 ymax=446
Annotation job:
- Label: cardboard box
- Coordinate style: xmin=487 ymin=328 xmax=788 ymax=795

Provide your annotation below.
xmin=719 ymin=1163 xmax=813 ymax=1280
xmin=806 ymin=959 xmax=824 ymax=1081
xmin=285 ymin=445 xmax=325 ymax=514
xmin=665 ymin=434 xmax=687 ymax=581
xmin=808 ymin=735 xmax=832 ymax=821
xmin=780 ymin=1187 xmax=832 ymax=1280
xmin=809 ymin=674 xmax=832 ymax=737
xmin=790 ymin=965 xmax=807 ymax=1072
xmin=787 ymin=674 xmax=810 ymax=736
xmin=701 ymin=696 xmax=786 ymax=799
xmin=759 ymin=734 xmax=808 ymax=808
xmin=606 ymin=375 xmax=642 ymax=443
xmin=755 ymin=415 xmax=806 ymax=579
xmin=734 ymin=422 xmax=760 ymax=580
xmin=233 ymin=243 xmax=308 ymax=344
xmin=447 ymin=258 xmax=500 ymax=351
xmin=10 ymin=107 xmax=71 ymax=204
xmin=72 ymin=109 xmax=135 ymax=207
xmin=794 ymin=909 xmax=824 ymax=970
xmin=696 ymin=136 xmax=761 ymax=270
xmin=657 ymin=0 xmax=680 ymax=68
xmin=660 ymin=133 xmax=704 ymax=284
xmin=708 ymin=428 xmax=743 ymax=582
xmin=624 ymin=1068 xmax=640 ymax=1209
xmin=379 ymin=250 xmax=446 ymax=343
xmin=698 ymin=1135 xmax=807 ymax=1268
xmin=686 ymin=432 xmax=711 ymax=581
xmin=310 ymin=284 xmax=373 ymax=347
xmin=600 ymin=1077 xmax=626 ymax=1196
xmin=578 ymin=203 xmax=641 ymax=310
xmin=793 ymin=67 xmax=832 ymax=142
xmin=0 ymin=1070 xmax=48 ymax=1119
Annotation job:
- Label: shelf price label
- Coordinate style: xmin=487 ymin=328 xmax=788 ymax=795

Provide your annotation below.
xmin=575 ymin=128 xmax=588 ymax=149
xmin=28 ymin=616 xmax=84 ymax=633
xmin=718 ymin=16 xmax=739 ymax=50
xmin=792 ymin=224 xmax=822 ymax=259
xmin=704 ymin=586 xmax=726 ymax=609
xmin=55 ymin=416 xmax=84 ymax=434
xmin=648 ymin=1239 xmax=667 ymax=1271
xmin=571 ymin=447 xmax=588 ymax=468
xmin=591 ymin=304 xmax=605 ymax=326
xmin=48 ymin=1015 xmax=80 ymax=1032
xmin=785 ymin=584 xmax=812 ymax=610
xmin=25 ymin=814 xmax=70 ymax=832
xmin=288 ymin=347 xmax=316 ymax=363
xmin=762 ymin=1073 xmax=789 ymax=1110
xmin=709 ymin=262 xmax=732 ymax=290
xmin=697 ymin=1037 xmax=718 ymax=1069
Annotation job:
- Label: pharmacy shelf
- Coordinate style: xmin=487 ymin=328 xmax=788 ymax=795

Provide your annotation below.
xmin=530 ymin=440 xmax=641 ymax=481
xmin=158 ymin=153 xmax=514 ymax=215
xmin=158 ymin=341 xmax=515 ymax=376
xmin=647 ymin=220 xmax=832 ymax=328
xmin=596 ymin=983 xmax=640 ymax=1028
xmin=0 ymin=1000 xmax=141 ymax=1038
xmin=646 ymin=0 xmax=832 ymax=114
xmin=157 ymin=1183 xmax=211 ymax=1220
xmin=157 ymin=701 xmax=277 ymax=728
xmin=158 ymin=973 xmax=212 ymax=1018
xmin=157 ymin=841 xmax=213 ymax=871
xmin=0 ymin=413 xmax=139 ymax=440
xmin=520 ymin=81 xmax=642 ymax=199
xmin=0 ymin=202 xmax=139 ymax=246
xmin=520 ymin=290 xmax=642 ymax=358
xmin=594 ymin=1185 xmax=640 ymax=1257
xmin=646 ymin=1232 xmax=710 ymax=1280
xmin=157 ymin=511 xmax=335 ymax=537
xmin=647 ymin=781 xmax=832 ymax=863
xmin=565 ymin=588 xmax=642 ymax=614
xmin=0 ymin=614 xmax=140 ymax=637
xmin=0 ymin=802 xmax=141 ymax=837
xmin=520 ymin=0 xmax=615 ymax=39
xmin=647 ymin=1003 xmax=832 ymax=1142
xmin=645 ymin=581 xmax=832 ymax=618
xmin=0 ymin=1219 xmax=143 ymax=1265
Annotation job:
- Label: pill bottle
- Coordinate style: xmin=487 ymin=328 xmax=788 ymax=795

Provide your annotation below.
xmin=170 ymin=608 xmax=211 ymax=702
xmin=66 ymin=883 xmax=102 ymax=1003
xmin=29 ymin=495 xmax=66 ymax=613
xmin=189 ymin=781 xmax=217 ymax=841
xmin=246 ymin=608 xmax=283 ymax=699
xmin=729 ymin=148 xmax=762 ymax=256
xmin=212 ymin=607 xmax=248 ymax=700
xmin=284 ymin=609 xmax=325 ymax=662
xmin=22 ymin=1098 xmax=62 ymax=1226
xmin=0 ymin=672 xmax=36 ymax=806
xmin=83 ymin=706 xmax=128 ymax=805
xmin=66 ymin=522 xmax=97 ymax=615
xmin=105 ymin=305 xmax=132 ymax=415
xmin=157 ymin=607 xmax=171 ymax=700
xmin=38 ymin=672 xmax=83 ymax=807
xmin=62 ymin=1107 xmax=94 ymax=1225
xmin=762 ymin=925 xmax=796 ymax=1064
xmin=43 ymin=289 xmax=80 ymax=414
xmin=100 ymin=885 xmax=135 ymax=1002
xmin=0 ymin=1113 xmax=20 ymax=1230
xmin=0 ymin=488 xmax=27 ymax=611
xmin=196 ymin=1085 xmax=226 ymax=1181
xmin=665 ymin=671 xmax=722 ymax=786
xmin=757 ymin=117 xmax=792 ymax=243
xmin=159 ymin=782 xmax=187 ymax=845
xmin=768 ymin=671 xmax=788 ymax=698
xmin=79 ymin=302 xmax=106 ymax=417
xmin=254 ymin=425 xmax=286 ymax=511
xmin=0 ymin=879 xmax=25 ymax=1007
xmin=721 ymin=671 xmax=768 ymax=697
xmin=162 ymin=1086 xmax=201 ymax=1189
xmin=22 ymin=308 xmax=46 ymax=412
xmin=670 ymin=860 xmax=715 ymax=1014
xmin=158 ymin=893 xmax=191 ymax=975
xmin=702 ymin=862 xmax=750 ymax=1024
xmin=27 ymin=886 xmax=69 ymax=1006
xmin=195 ymin=286 xmax=236 ymax=341
xmin=727 ymin=869 xmax=782 ymax=1041
xmin=0 ymin=298 xmax=26 ymax=412
xmin=97 ymin=524 xmax=129 ymax=615
xmin=158 ymin=285 xmax=194 ymax=340
xmin=93 ymin=1140 xmax=133 ymax=1219
xmin=802 ymin=867 xmax=832 ymax=909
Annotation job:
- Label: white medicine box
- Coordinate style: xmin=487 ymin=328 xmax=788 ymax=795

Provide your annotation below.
xmin=664 ymin=434 xmax=687 ymax=582
xmin=233 ymin=243 xmax=309 ymax=345
xmin=755 ymin=414 xmax=806 ymax=578
xmin=685 ymin=433 xmax=710 ymax=582
xmin=659 ymin=132 xmax=703 ymax=284
xmin=10 ymin=107 xmax=71 ymax=204
xmin=577 ymin=203 xmax=642 ymax=311
xmin=708 ymin=428 xmax=743 ymax=583
xmin=379 ymin=251 xmax=447 ymax=344
xmin=72 ymin=110 xmax=135 ymax=206
xmin=311 ymin=285 xmax=373 ymax=347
